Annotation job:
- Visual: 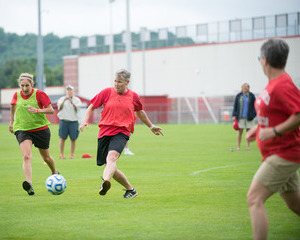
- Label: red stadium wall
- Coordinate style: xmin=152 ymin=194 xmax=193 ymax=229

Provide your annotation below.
xmin=63 ymin=56 xmax=79 ymax=94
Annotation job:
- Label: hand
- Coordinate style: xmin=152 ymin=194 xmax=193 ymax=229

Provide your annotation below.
xmin=26 ymin=106 xmax=39 ymax=113
xmin=8 ymin=123 xmax=14 ymax=133
xmin=259 ymin=127 xmax=276 ymax=141
xmin=151 ymin=126 xmax=164 ymax=136
xmin=246 ymin=125 xmax=257 ymax=142
xmin=80 ymin=122 xmax=88 ymax=132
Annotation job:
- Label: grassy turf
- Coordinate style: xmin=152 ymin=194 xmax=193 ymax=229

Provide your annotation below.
xmin=0 ymin=124 xmax=299 ymax=240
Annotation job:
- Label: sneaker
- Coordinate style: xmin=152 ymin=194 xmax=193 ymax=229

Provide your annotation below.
xmin=99 ymin=179 xmax=111 ymax=196
xmin=22 ymin=181 xmax=35 ymax=195
xmin=124 ymin=188 xmax=138 ymax=199
xmin=124 ymin=149 xmax=134 ymax=155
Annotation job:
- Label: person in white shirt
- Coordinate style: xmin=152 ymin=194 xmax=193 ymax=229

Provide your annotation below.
xmin=57 ymin=85 xmax=82 ymax=159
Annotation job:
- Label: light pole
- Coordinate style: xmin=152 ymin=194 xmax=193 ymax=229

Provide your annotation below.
xmin=109 ymin=0 xmax=115 ymax=80
xmin=37 ymin=0 xmax=45 ymax=90
xmin=125 ymin=0 xmax=132 ymax=86
xmin=140 ymin=27 xmax=147 ymax=95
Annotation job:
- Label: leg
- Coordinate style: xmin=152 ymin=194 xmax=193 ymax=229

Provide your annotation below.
xmin=280 ymin=191 xmax=300 ymax=216
xmin=247 ymin=178 xmax=274 ymax=240
xmin=246 ymin=128 xmax=251 ymax=150
xmin=113 ymin=169 xmax=133 ymax=190
xmin=237 ymin=129 xmax=243 ymax=150
xmin=19 ymin=140 xmax=33 ymax=183
xmin=70 ymin=139 xmax=76 ymax=157
xmin=39 ymin=148 xmax=56 ymax=174
xmin=124 ymin=141 xmax=134 ymax=155
xmin=103 ymin=150 xmax=120 ymax=181
xmin=59 ymin=138 xmax=66 ymax=157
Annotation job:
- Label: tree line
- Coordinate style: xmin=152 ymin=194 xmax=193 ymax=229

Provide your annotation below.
xmin=0 ymin=28 xmax=71 ymax=89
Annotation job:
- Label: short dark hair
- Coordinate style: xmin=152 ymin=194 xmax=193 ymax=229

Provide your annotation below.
xmin=260 ymin=38 xmax=289 ymax=69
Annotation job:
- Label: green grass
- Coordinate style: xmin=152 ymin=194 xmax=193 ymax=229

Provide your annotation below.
xmin=0 ymin=124 xmax=299 ymax=240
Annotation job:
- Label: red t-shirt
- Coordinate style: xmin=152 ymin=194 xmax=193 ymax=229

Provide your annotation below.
xmin=255 ymin=73 xmax=300 ymax=163
xmin=91 ymin=87 xmax=143 ymax=138
xmin=11 ymin=89 xmax=52 ymax=132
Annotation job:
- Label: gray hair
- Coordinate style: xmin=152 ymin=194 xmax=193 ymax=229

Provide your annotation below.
xmin=260 ymin=38 xmax=289 ymax=69
xmin=116 ymin=69 xmax=131 ymax=81
xmin=18 ymin=73 xmax=34 ymax=86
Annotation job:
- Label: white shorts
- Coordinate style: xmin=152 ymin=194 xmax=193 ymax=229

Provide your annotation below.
xmin=238 ymin=118 xmax=255 ymax=129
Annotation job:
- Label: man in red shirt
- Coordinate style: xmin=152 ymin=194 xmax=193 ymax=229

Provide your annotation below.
xmin=80 ymin=69 xmax=163 ymax=198
xmin=246 ymin=38 xmax=300 ymax=240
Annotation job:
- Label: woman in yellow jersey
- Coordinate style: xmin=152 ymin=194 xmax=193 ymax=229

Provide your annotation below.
xmin=80 ymin=69 xmax=163 ymax=198
xmin=9 ymin=73 xmax=59 ymax=195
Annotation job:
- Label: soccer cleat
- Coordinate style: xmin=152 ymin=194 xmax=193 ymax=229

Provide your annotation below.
xmin=99 ymin=179 xmax=111 ymax=196
xmin=124 ymin=188 xmax=138 ymax=199
xmin=59 ymin=155 xmax=65 ymax=160
xmin=54 ymin=170 xmax=60 ymax=175
xmin=124 ymin=149 xmax=134 ymax=155
xmin=22 ymin=181 xmax=35 ymax=195
xmin=70 ymin=155 xmax=74 ymax=159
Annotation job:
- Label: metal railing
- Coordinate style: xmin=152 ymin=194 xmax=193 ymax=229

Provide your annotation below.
xmin=70 ymin=12 xmax=300 ymax=55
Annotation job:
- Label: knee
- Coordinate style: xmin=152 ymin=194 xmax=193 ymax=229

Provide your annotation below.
xmin=107 ymin=152 xmax=119 ymax=163
xmin=247 ymin=190 xmax=260 ymax=208
xmin=23 ymin=153 xmax=32 ymax=162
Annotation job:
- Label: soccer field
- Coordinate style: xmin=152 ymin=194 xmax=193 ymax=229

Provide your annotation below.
xmin=0 ymin=124 xmax=299 ymax=240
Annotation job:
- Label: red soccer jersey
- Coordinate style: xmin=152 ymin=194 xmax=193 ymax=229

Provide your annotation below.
xmin=91 ymin=87 xmax=143 ymax=138
xmin=255 ymin=73 xmax=300 ymax=163
xmin=11 ymin=89 xmax=52 ymax=132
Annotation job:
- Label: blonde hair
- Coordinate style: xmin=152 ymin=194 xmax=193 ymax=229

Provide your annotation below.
xmin=18 ymin=73 xmax=34 ymax=86
xmin=241 ymin=83 xmax=250 ymax=90
xmin=116 ymin=69 xmax=131 ymax=81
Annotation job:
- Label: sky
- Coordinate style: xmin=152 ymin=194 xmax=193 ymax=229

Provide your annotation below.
xmin=0 ymin=0 xmax=299 ymax=37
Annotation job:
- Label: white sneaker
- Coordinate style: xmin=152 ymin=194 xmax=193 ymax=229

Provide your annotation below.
xmin=124 ymin=149 xmax=134 ymax=155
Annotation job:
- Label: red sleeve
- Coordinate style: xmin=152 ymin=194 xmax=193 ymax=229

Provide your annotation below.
xmin=10 ymin=92 xmax=18 ymax=105
xmin=133 ymin=92 xmax=143 ymax=111
xmin=91 ymin=88 xmax=111 ymax=109
xmin=275 ymin=80 xmax=300 ymax=115
xmin=36 ymin=89 xmax=51 ymax=109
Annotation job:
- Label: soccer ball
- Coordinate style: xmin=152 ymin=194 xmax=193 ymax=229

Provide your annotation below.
xmin=45 ymin=174 xmax=67 ymax=195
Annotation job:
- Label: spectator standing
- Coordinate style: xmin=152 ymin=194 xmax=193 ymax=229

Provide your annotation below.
xmin=57 ymin=85 xmax=82 ymax=159
xmin=232 ymin=83 xmax=256 ymax=151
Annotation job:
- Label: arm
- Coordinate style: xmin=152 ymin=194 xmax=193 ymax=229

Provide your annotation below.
xmin=58 ymin=97 xmax=68 ymax=110
xmin=136 ymin=110 xmax=164 ymax=136
xmin=232 ymin=95 xmax=239 ymax=121
xmin=80 ymin=104 xmax=96 ymax=131
xmin=9 ymin=104 xmax=16 ymax=133
xmin=69 ymin=97 xmax=79 ymax=112
xmin=259 ymin=112 xmax=300 ymax=141
xmin=246 ymin=125 xmax=258 ymax=142
xmin=26 ymin=104 xmax=54 ymax=114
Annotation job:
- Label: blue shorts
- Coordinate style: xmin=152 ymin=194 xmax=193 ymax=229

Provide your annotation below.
xmin=59 ymin=120 xmax=79 ymax=140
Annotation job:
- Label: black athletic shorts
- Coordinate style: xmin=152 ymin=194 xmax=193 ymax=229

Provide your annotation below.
xmin=97 ymin=132 xmax=129 ymax=166
xmin=15 ymin=128 xmax=51 ymax=149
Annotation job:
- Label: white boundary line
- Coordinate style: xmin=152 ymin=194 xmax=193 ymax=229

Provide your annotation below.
xmin=190 ymin=162 xmax=257 ymax=175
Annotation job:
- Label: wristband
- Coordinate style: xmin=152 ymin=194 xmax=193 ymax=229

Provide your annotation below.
xmin=150 ymin=124 xmax=155 ymax=130
xmin=273 ymin=127 xmax=282 ymax=137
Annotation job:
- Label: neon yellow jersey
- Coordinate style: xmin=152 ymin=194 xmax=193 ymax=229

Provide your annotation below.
xmin=13 ymin=89 xmax=51 ymax=131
